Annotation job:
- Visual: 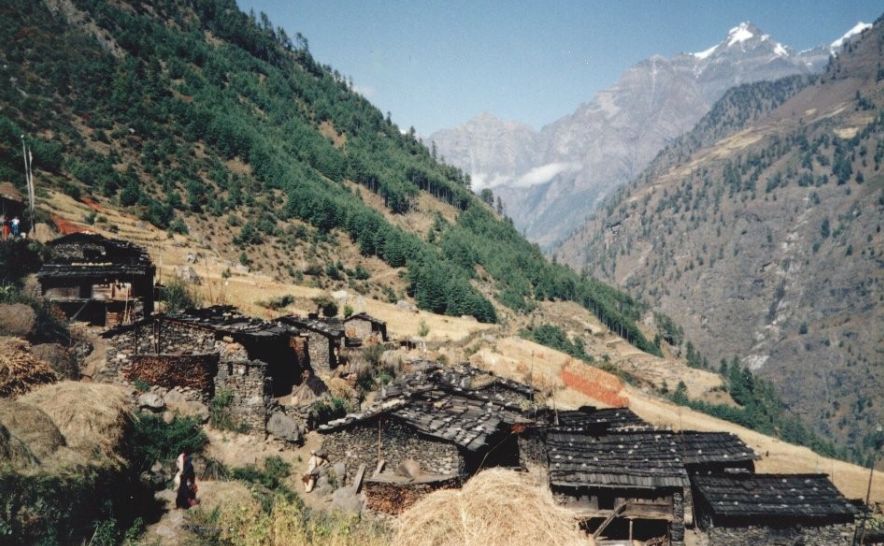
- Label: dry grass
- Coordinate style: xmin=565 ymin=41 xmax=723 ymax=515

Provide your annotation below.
xmin=395 ymin=468 xmax=591 ymax=546
xmin=0 ymin=337 xmax=58 ymax=397
xmin=0 ymin=400 xmax=65 ymax=468
xmin=20 ymin=381 xmax=132 ymax=461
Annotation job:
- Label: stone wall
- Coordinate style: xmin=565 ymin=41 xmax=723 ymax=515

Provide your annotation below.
xmin=344 ymin=318 xmax=373 ymax=341
xmin=123 ymin=353 xmax=218 ymax=395
xmin=305 ymin=331 xmax=335 ymax=374
xmin=517 ymin=431 xmax=547 ymax=468
xmin=214 ymin=360 xmax=272 ymax=433
xmin=321 ymin=418 xmax=464 ymax=483
xmin=103 ymin=320 xmax=218 ymax=382
xmin=706 ymin=522 xmax=855 ymax=546
xmin=671 ymin=489 xmax=685 ymax=546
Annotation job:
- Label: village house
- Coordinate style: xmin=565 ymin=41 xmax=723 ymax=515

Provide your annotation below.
xmin=677 ymin=431 xmax=757 ymax=475
xmin=691 ymin=473 xmax=857 ymax=546
xmin=546 ymin=430 xmax=689 ymax=546
xmin=318 ymin=363 xmax=536 ymax=513
xmin=343 ymin=312 xmax=388 ymax=344
xmin=37 ymin=233 xmax=155 ymax=326
xmin=100 ymin=306 xmax=319 ymax=434
xmin=279 ymin=315 xmax=345 ymax=374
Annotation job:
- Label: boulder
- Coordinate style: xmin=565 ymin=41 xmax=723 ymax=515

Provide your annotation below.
xmin=331 ymin=486 xmax=362 ymax=515
xmin=0 ymin=304 xmax=35 ymax=337
xmin=138 ymin=392 xmax=165 ymax=411
xmin=266 ymin=411 xmax=301 ymax=444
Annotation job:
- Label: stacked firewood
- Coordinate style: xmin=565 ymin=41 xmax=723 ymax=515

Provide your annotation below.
xmin=0 ymin=337 xmax=58 ymax=397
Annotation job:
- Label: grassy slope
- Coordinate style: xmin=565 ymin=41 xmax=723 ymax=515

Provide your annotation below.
xmin=0 ymin=0 xmax=656 ymax=353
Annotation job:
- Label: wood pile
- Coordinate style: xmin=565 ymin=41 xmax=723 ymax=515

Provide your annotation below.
xmin=0 ymin=337 xmax=58 ymax=397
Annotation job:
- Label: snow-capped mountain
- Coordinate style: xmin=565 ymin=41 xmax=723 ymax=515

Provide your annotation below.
xmin=431 ymin=21 xmax=863 ymax=248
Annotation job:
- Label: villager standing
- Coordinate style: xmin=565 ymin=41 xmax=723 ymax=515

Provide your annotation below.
xmin=175 ymin=450 xmax=199 ymax=509
xmin=0 ymin=215 xmax=7 ymax=240
xmin=10 ymin=216 xmax=20 ymax=238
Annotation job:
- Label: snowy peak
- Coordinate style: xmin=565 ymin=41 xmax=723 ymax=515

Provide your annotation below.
xmin=693 ymin=21 xmax=787 ymax=60
xmin=831 ymin=21 xmax=872 ymax=52
xmin=726 ymin=21 xmax=758 ymax=46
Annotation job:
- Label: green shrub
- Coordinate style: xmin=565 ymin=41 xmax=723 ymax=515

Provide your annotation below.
xmin=210 ymin=389 xmax=247 ymax=433
xmin=129 ymin=414 xmax=207 ymax=473
xmin=159 ymin=277 xmax=201 ymax=315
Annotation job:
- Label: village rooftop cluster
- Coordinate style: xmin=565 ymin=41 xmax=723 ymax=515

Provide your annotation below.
xmin=35 ymin=233 xmax=864 ymax=545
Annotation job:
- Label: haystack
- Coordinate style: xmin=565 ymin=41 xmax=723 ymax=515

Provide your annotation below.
xmin=20 ymin=381 xmax=132 ymax=461
xmin=0 ymin=400 xmax=65 ymax=464
xmin=0 ymin=337 xmax=58 ymax=397
xmin=395 ymin=468 xmax=592 ymax=546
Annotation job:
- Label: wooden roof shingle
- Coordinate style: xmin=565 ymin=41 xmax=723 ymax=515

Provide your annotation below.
xmin=548 ymin=431 xmax=689 ymax=490
xmin=692 ymin=474 xmax=856 ymax=520
xmin=678 ymin=431 xmax=757 ymax=466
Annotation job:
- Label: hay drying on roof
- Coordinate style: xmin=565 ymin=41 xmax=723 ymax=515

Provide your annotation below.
xmin=0 ymin=337 xmax=58 ymax=397
xmin=395 ymin=468 xmax=592 ymax=546
xmin=20 ymin=381 xmax=132 ymax=462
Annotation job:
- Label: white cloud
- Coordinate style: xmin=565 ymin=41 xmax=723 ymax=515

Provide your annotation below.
xmin=352 ymin=84 xmax=376 ymax=98
xmin=514 ymin=162 xmax=580 ymax=187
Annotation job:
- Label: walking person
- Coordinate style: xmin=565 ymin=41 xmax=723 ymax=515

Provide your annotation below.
xmin=10 ymin=216 xmax=20 ymax=238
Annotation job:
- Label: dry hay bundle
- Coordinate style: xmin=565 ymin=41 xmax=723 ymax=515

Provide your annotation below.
xmin=395 ymin=468 xmax=592 ymax=546
xmin=0 ymin=400 xmax=66 ymax=466
xmin=0 ymin=337 xmax=58 ymax=397
xmin=326 ymin=376 xmax=357 ymax=401
xmin=20 ymin=381 xmax=132 ymax=460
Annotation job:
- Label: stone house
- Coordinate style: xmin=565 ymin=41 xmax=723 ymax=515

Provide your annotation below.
xmin=37 ymin=233 xmax=155 ymax=326
xmin=343 ymin=312 xmax=388 ymax=344
xmin=102 ymin=306 xmax=310 ymax=397
xmin=280 ymin=316 xmax=344 ymax=374
xmin=691 ymin=473 xmax=857 ymax=546
xmin=547 ymin=430 xmax=689 ymax=546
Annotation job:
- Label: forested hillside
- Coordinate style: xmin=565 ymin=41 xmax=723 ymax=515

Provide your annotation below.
xmin=0 ymin=0 xmax=657 ymax=353
xmin=557 ymin=17 xmax=884 ymax=461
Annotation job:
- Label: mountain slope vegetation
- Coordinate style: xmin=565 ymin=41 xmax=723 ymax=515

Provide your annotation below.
xmin=557 ymin=17 xmax=884 ymax=460
xmin=0 ymin=0 xmax=657 ymax=353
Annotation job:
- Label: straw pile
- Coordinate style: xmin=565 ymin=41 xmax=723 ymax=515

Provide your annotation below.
xmin=20 ymin=381 xmax=132 ymax=461
xmin=0 ymin=337 xmax=58 ymax=397
xmin=0 ymin=400 xmax=66 ymax=464
xmin=395 ymin=468 xmax=592 ymax=546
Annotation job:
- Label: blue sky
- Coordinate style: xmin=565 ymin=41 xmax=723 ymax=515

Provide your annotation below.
xmin=237 ymin=1 xmax=881 ymax=135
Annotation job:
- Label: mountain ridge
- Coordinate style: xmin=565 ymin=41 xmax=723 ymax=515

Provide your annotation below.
xmin=554 ymin=16 xmax=884 ymax=458
xmin=431 ymin=20 xmax=866 ymax=248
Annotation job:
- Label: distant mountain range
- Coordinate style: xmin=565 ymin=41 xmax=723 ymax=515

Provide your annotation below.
xmin=431 ymin=21 xmax=870 ymax=248
xmin=555 ymin=18 xmax=883 ymax=456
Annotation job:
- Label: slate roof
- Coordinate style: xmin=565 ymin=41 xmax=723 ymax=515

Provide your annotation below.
xmin=38 ymin=233 xmax=154 ymax=279
xmin=318 ymin=363 xmax=534 ymax=451
xmin=692 ymin=474 xmax=856 ymax=521
xmin=552 ymin=406 xmax=652 ymax=433
xmin=380 ymin=361 xmax=535 ymax=408
xmin=344 ymin=312 xmax=386 ymax=327
xmin=547 ymin=431 xmax=689 ymax=490
xmin=279 ymin=315 xmax=344 ymax=338
xmin=678 ymin=431 xmax=757 ymax=466
xmin=102 ymin=305 xmax=299 ymax=339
